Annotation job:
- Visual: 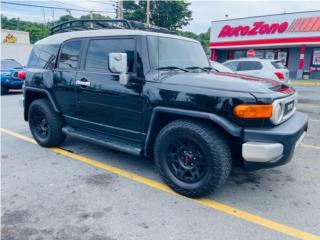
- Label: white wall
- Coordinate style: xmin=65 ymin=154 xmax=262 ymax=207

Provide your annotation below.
xmin=1 ymin=44 xmax=33 ymax=66
xmin=1 ymin=29 xmax=33 ymax=65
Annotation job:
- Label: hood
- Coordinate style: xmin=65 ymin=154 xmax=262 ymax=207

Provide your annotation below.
xmin=160 ymin=71 xmax=294 ymax=95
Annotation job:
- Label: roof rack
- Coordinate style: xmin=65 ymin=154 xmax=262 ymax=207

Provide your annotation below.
xmin=49 ymin=19 xmax=175 ymax=35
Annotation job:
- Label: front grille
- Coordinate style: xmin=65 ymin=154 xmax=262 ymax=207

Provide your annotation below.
xmin=274 ymin=92 xmax=298 ymax=124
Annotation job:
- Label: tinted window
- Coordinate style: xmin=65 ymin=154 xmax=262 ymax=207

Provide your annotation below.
xmin=237 ymin=61 xmax=263 ymax=71
xmin=1 ymin=59 xmax=22 ymax=69
xmin=271 ymin=61 xmax=286 ymax=69
xmin=223 ymin=61 xmax=238 ymax=71
xmin=28 ymin=44 xmax=60 ymax=69
xmin=58 ymin=40 xmax=82 ymax=69
xmin=147 ymin=36 xmax=209 ymax=69
xmin=85 ymin=38 xmax=135 ymax=72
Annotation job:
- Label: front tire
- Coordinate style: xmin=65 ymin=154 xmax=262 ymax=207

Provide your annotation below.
xmin=28 ymin=99 xmax=66 ymax=147
xmin=154 ymin=119 xmax=231 ymax=198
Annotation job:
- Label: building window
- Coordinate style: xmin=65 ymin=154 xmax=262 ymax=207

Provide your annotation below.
xmin=312 ymin=48 xmax=320 ymax=66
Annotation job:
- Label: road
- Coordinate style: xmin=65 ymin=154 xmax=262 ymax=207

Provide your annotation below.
xmin=1 ymin=85 xmax=320 ymax=240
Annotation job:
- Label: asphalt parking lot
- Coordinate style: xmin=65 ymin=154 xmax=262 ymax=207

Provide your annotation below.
xmin=1 ymin=84 xmax=320 ymax=240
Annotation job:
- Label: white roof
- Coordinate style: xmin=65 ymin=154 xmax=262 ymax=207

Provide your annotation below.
xmin=36 ymin=29 xmax=198 ymax=45
xmin=224 ymin=58 xmax=278 ymax=63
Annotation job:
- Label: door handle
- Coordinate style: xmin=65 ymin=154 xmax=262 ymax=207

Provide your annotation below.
xmin=76 ymin=80 xmax=91 ymax=87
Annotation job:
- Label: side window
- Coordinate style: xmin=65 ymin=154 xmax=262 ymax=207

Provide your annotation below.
xmin=58 ymin=40 xmax=82 ymax=69
xmin=85 ymin=38 xmax=135 ymax=72
xmin=28 ymin=44 xmax=60 ymax=69
xmin=237 ymin=61 xmax=263 ymax=71
xmin=223 ymin=61 xmax=238 ymax=71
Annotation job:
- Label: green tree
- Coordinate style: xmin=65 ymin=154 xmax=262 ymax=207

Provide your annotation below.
xmin=1 ymin=15 xmax=48 ymax=43
xmin=178 ymin=29 xmax=210 ymax=53
xmin=80 ymin=13 xmax=111 ymax=20
xmin=123 ymin=0 xmax=192 ymax=31
xmin=1 ymin=13 xmax=111 ymax=43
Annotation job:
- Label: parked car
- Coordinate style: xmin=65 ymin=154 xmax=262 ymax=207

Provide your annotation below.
xmin=210 ymin=60 xmax=234 ymax=73
xmin=1 ymin=59 xmax=25 ymax=95
xmin=223 ymin=58 xmax=290 ymax=83
xmin=21 ymin=19 xmax=308 ymax=198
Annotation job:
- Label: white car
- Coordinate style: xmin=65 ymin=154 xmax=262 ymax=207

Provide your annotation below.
xmin=210 ymin=60 xmax=234 ymax=73
xmin=223 ymin=58 xmax=290 ymax=83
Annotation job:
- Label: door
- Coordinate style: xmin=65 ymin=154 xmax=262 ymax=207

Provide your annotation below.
xmin=52 ymin=39 xmax=83 ymax=122
xmin=75 ymin=37 xmax=144 ymax=141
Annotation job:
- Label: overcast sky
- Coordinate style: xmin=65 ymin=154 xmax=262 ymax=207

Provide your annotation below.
xmin=2 ymin=0 xmax=320 ymax=34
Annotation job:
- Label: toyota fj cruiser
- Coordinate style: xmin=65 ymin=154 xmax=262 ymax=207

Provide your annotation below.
xmin=21 ymin=20 xmax=308 ymax=198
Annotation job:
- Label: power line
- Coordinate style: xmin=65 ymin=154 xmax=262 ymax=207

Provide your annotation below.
xmin=1 ymin=1 xmax=115 ymax=14
xmin=88 ymin=0 xmax=116 ymax=5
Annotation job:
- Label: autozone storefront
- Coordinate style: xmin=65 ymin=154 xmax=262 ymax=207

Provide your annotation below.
xmin=210 ymin=11 xmax=320 ymax=79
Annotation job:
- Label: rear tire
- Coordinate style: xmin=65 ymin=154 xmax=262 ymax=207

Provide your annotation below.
xmin=1 ymin=85 xmax=8 ymax=95
xmin=154 ymin=119 xmax=231 ymax=198
xmin=28 ymin=99 xmax=66 ymax=147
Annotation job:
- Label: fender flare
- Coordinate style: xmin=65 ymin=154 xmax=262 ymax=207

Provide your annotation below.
xmin=24 ymin=87 xmax=60 ymax=121
xmin=144 ymin=106 xmax=242 ymax=154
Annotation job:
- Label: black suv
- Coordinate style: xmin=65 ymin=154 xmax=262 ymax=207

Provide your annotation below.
xmin=22 ymin=20 xmax=308 ymax=197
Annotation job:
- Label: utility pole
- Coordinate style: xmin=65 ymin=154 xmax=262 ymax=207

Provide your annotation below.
xmin=66 ymin=9 xmax=72 ymax=17
xmin=146 ymin=0 xmax=150 ymax=26
xmin=52 ymin=9 xmax=55 ymax=26
xmin=116 ymin=0 xmax=123 ymax=19
xmin=90 ymin=11 xmax=93 ymax=28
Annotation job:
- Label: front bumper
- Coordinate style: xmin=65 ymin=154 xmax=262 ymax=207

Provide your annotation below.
xmin=1 ymin=78 xmax=24 ymax=89
xmin=242 ymin=111 xmax=308 ymax=170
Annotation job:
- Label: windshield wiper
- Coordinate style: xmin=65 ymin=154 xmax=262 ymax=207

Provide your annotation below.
xmin=156 ymin=66 xmax=189 ymax=72
xmin=203 ymin=67 xmax=217 ymax=72
xmin=186 ymin=66 xmax=210 ymax=72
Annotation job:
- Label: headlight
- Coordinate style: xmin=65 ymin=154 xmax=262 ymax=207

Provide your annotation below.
xmin=271 ymin=102 xmax=283 ymax=124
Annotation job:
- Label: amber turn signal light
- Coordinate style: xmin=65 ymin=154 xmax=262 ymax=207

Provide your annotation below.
xmin=233 ymin=104 xmax=273 ymax=118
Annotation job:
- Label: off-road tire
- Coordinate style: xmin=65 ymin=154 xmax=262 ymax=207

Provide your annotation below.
xmin=28 ymin=99 xmax=66 ymax=147
xmin=154 ymin=119 xmax=232 ymax=198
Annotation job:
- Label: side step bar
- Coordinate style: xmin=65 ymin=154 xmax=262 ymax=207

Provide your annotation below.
xmin=62 ymin=126 xmax=143 ymax=156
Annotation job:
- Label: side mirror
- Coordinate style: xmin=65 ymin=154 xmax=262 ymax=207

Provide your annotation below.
xmin=109 ymin=52 xmax=128 ymax=85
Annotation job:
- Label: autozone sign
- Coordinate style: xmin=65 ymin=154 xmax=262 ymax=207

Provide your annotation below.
xmin=210 ymin=11 xmax=320 ymax=47
xmin=218 ymin=21 xmax=289 ymax=38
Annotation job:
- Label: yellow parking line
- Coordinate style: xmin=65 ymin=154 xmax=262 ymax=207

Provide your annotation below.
xmin=1 ymin=127 xmax=320 ymax=240
xmin=290 ymin=82 xmax=320 ymax=85
xmin=302 ymin=143 xmax=320 ymax=150
xmin=310 ymin=119 xmax=320 ymax=122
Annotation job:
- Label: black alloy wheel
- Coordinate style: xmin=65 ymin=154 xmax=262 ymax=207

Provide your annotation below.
xmin=167 ymin=138 xmax=207 ymax=183
xmin=32 ymin=109 xmax=49 ymax=140
xmin=28 ymin=99 xmax=66 ymax=147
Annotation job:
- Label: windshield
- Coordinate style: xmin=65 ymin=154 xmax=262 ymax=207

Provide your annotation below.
xmin=148 ymin=36 xmax=210 ymax=69
xmin=1 ymin=59 xmax=22 ymax=70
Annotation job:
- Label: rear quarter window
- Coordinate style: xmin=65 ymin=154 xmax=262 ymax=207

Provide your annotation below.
xmin=28 ymin=44 xmax=60 ymax=69
xmin=237 ymin=61 xmax=263 ymax=71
